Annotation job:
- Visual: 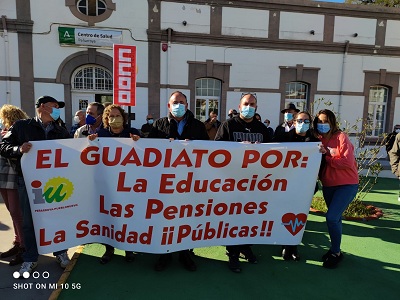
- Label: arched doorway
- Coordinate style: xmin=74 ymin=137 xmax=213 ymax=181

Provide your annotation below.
xmin=71 ymin=64 xmax=113 ymax=115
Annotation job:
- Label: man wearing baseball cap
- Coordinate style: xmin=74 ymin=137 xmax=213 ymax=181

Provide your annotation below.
xmin=35 ymin=95 xmax=65 ymax=109
xmin=0 ymin=95 xmax=71 ymax=278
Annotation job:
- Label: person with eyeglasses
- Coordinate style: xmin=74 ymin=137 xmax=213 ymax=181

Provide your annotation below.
xmin=313 ymin=109 xmax=359 ymax=269
xmin=273 ymin=111 xmax=319 ymax=261
xmin=0 ymin=96 xmax=72 ymax=278
xmin=215 ymin=93 xmax=271 ymax=273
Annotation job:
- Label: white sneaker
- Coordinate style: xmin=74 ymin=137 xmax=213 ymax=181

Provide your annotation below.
xmin=17 ymin=262 xmax=38 ymax=279
xmin=56 ymin=252 xmax=70 ymax=268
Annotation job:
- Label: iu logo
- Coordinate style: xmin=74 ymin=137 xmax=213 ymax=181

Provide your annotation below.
xmin=31 ymin=177 xmax=74 ymax=204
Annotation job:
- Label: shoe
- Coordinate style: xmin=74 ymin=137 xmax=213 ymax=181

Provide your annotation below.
xmin=100 ymin=248 xmax=115 ymax=264
xmin=56 ymin=252 xmax=70 ymax=268
xmin=321 ymin=249 xmax=334 ymax=261
xmin=154 ymin=253 xmax=172 ymax=271
xmin=227 ymin=253 xmax=241 ymax=273
xmin=1 ymin=243 xmax=20 ymax=258
xmin=178 ymin=251 xmax=197 ymax=271
xmin=9 ymin=248 xmax=24 ymax=266
xmin=17 ymin=262 xmax=38 ymax=279
xmin=282 ymin=246 xmax=300 ymax=261
xmin=240 ymin=246 xmax=258 ymax=264
xmin=323 ymin=252 xmax=344 ymax=269
xmin=125 ymin=251 xmax=135 ymax=262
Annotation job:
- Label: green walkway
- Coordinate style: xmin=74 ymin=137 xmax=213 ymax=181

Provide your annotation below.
xmin=57 ymin=178 xmax=399 ymax=300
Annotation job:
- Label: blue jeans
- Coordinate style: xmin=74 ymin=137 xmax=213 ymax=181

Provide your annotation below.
xmin=18 ymin=176 xmax=66 ymax=262
xmin=322 ymin=184 xmax=358 ymax=254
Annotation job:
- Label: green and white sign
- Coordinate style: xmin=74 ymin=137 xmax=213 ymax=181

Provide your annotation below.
xmin=58 ymin=27 xmax=123 ymax=48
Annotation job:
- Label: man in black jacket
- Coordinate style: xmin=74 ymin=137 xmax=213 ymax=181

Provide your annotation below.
xmin=215 ymin=93 xmax=271 ymax=273
xmin=0 ymin=96 xmax=71 ymax=278
xmin=148 ymin=91 xmax=209 ymax=271
xmin=273 ymin=103 xmax=299 ymax=142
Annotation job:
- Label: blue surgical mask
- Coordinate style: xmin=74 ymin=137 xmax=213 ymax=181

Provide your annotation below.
xmin=284 ymin=113 xmax=293 ymax=122
xmin=240 ymin=106 xmax=256 ymax=119
xmin=296 ymin=122 xmax=310 ymax=133
xmin=50 ymin=108 xmax=60 ymax=121
xmin=147 ymin=119 xmax=154 ymax=125
xmin=0 ymin=119 xmax=3 ymax=129
xmin=171 ymin=104 xmax=186 ymax=118
xmin=86 ymin=114 xmax=97 ymax=125
xmin=317 ymin=123 xmax=331 ymax=134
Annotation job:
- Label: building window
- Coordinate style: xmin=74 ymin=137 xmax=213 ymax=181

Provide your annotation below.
xmin=195 ymin=78 xmax=221 ymax=122
xmin=77 ymin=0 xmax=107 ymax=16
xmin=72 ymin=65 xmax=112 ymax=91
xmin=285 ymin=82 xmax=308 ymax=112
xmin=367 ymin=85 xmax=388 ymax=137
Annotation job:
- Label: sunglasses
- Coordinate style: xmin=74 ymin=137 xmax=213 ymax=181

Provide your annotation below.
xmin=295 ymin=119 xmax=310 ymax=124
xmin=241 ymin=92 xmax=257 ymax=99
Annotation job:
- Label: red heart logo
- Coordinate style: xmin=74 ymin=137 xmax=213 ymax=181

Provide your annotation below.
xmin=281 ymin=213 xmax=307 ymax=236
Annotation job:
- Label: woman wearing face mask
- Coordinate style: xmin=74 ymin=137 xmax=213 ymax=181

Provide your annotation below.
xmin=273 ymin=111 xmax=319 ymax=261
xmin=0 ymin=104 xmax=29 ymax=266
xmin=273 ymin=103 xmax=300 ymax=142
xmin=313 ymin=109 xmax=358 ymax=269
xmin=88 ymin=104 xmax=141 ymax=264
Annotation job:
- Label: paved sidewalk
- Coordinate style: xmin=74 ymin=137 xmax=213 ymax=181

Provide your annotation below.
xmin=0 ymin=195 xmax=76 ymax=300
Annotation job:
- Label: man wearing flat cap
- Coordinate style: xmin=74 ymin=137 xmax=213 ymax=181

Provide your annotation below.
xmin=273 ymin=102 xmax=300 ymax=141
xmin=0 ymin=95 xmax=71 ymax=278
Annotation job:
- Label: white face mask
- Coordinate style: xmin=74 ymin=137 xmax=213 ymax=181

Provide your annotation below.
xmin=73 ymin=116 xmax=81 ymax=124
xmin=395 ymin=128 xmax=400 ymax=133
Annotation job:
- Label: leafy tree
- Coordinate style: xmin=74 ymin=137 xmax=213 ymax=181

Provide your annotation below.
xmin=345 ymin=0 xmax=400 ymax=7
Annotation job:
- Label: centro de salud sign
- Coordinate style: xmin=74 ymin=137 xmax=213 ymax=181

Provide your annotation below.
xmin=58 ymin=27 xmax=122 ymax=48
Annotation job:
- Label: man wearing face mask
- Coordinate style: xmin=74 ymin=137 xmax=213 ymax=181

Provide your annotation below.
xmin=273 ymin=103 xmax=300 ymax=142
xmin=214 ymin=93 xmax=271 ymax=273
xmin=140 ymin=114 xmax=154 ymax=138
xmin=0 ymin=96 xmax=71 ymax=278
xmin=74 ymin=102 xmax=105 ymax=138
xmin=148 ymin=91 xmax=208 ymax=272
xmin=69 ymin=110 xmax=85 ymax=137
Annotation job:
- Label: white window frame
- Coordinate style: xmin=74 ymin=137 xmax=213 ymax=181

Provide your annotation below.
xmin=285 ymin=82 xmax=308 ymax=112
xmin=367 ymin=85 xmax=388 ymax=137
xmin=72 ymin=65 xmax=112 ymax=92
xmin=195 ymin=78 xmax=221 ymax=122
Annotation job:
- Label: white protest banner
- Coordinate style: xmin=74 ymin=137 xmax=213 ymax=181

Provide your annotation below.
xmin=21 ymin=139 xmax=321 ymax=254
